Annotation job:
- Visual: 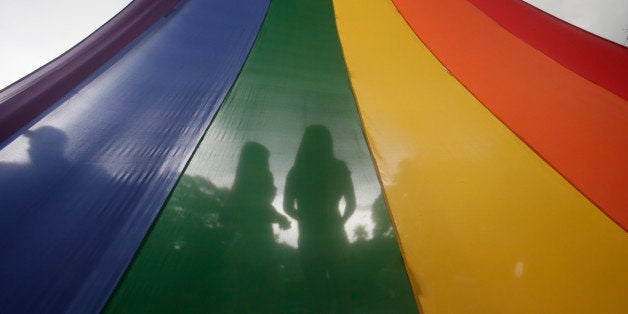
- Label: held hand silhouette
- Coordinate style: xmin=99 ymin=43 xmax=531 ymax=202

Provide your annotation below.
xmin=277 ymin=215 xmax=291 ymax=230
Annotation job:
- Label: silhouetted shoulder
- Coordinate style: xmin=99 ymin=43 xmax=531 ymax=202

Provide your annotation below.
xmin=0 ymin=162 xmax=24 ymax=191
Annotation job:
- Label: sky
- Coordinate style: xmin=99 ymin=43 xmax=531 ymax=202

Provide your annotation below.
xmin=0 ymin=0 xmax=626 ymax=90
xmin=522 ymin=0 xmax=628 ymax=46
xmin=0 ymin=0 xmax=132 ymax=89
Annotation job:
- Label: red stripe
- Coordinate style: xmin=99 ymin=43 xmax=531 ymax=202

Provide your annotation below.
xmin=0 ymin=0 xmax=181 ymax=144
xmin=464 ymin=0 xmax=628 ymax=100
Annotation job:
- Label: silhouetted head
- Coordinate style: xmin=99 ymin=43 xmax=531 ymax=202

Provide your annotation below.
xmin=231 ymin=141 xmax=274 ymax=201
xmin=236 ymin=142 xmax=270 ymax=176
xmin=24 ymin=126 xmax=67 ymax=163
xmin=295 ymin=125 xmax=334 ymax=168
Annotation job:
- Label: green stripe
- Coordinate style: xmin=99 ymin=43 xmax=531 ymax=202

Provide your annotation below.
xmin=105 ymin=0 xmax=417 ymax=312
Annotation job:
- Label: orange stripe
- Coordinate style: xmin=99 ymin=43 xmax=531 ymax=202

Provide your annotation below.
xmin=392 ymin=0 xmax=628 ymax=230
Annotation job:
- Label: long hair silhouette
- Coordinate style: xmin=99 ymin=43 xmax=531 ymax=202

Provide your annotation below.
xmin=284 ymin=125 xmax=355 ymax=312
xmin=222 ymin=141 xmax=288 ymax=237
xmin=220 ymin=142 xmax=289 ymax=312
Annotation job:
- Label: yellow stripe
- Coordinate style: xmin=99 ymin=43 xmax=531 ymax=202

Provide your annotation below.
xmin=333 ymin=0 xmax=628 ymax=313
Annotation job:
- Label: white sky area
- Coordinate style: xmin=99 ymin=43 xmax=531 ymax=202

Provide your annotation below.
xmin=0 ymin=0 xmax=132 ymax=90
xmin=0 ymin=1 xmax=626 ymax=90
xmin=522 ymin=0 xmax=628 ymax=46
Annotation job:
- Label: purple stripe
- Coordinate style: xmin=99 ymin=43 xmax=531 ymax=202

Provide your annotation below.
xmin=0 ymin=0 xmax=181 ymax=144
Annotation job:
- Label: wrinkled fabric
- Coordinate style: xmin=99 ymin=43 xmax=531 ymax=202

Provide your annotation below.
xmin=0 ymin=0 xmax=269 ymax=312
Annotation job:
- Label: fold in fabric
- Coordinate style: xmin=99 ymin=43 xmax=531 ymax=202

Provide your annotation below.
xmin=0 ymin=0 xmax=269 ymax=312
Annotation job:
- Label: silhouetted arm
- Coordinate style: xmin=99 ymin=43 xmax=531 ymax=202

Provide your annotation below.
xmin=270 ymin=208 xmax=291 ymax=229
xmin=283 ymin=169 xmax=299 ymax=220
xmin=341 ymin=164 xmax=356 ymax=224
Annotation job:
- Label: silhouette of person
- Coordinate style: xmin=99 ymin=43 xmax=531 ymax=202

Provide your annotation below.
xmin=0 ymin=126 xmax=71 ymax=211
xmin=284 ymin=125 xmax=356 ymax=313
xmin=0 ymin=126 xmax=117 ymax=312
xmin=220 ymin=142 xmax=289 ymax=312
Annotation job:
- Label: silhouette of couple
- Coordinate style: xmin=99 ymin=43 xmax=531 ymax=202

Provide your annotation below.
xmin=222 ymin=125 xmax=356 ymax=313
